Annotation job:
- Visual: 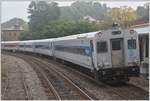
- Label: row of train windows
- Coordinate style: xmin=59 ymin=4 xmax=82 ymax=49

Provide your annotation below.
xmin=19 ymin=45 xmax=32 ymax=48
xmin=5 ymin=39 xmax=137 ymax=53
xmin=55 ymin=45 xmax=91 ymax=56
xmin=35 ymin=45 xmax=50 ymax=49
xmin=96 ymin=39 xmax=136 ymax=53
xmin=19 ymin=45 xmax=50 ymax=49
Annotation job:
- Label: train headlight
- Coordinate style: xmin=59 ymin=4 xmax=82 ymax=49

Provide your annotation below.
xmin=98 ymin=64 xmax=104 ymax=68
xmin=104 ymin=62 xmax=110 ymax=66
xmin=134 ymin=59 xmax=140 ymax=65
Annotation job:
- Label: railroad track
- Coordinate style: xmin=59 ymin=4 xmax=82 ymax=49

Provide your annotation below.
xmin=1 ymin=70 xmax=9 ymax=100
xmin=33 ymin=53 xmax=149 ymax=100
xmin=17 ymin=64 xmax=33 ymax=100
xmin=53 ymin=62 xmax=149 ymax=100
xmin=4 ymin=52 xmax=96 ymax=100
xmin=1 ymin=64 xmax=33 ymax=100
xmin=3 ymin=51 xmax=149 ymax=100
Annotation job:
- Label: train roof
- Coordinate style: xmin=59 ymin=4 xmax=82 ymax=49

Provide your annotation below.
xmin=31 ymin=38 xmax=54 ymax=42
xmin=55 ymin=31 xmax=101 ymax=41
xmin=1 ymin=41 xmax=20 ymax=43
xmin=1 ymin=39 xmax=54 ymax=44
xmin=1 ymin=28 xmax=136 ymax=43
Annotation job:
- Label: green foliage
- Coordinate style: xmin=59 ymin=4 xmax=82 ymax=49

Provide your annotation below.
xmin=107 ymin=7 xmax=137 ymax=28
xmin=19 ymin=1 xmax=148 ymax=40
xmin=28 ymin=1 xmax=60 ymax=32
xmin=20 ymin=20 xmax=99 ymax=40
xmin=44 ymin=20 xmax=99 ymax=38
xmin=60 ymin=1 xmax=109 ymax=20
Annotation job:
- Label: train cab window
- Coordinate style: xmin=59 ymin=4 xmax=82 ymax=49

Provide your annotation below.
xmin=128 ymin=39 xmax=136 ymax=49
xmin=97 ymin=41 xmax=107 ymax=53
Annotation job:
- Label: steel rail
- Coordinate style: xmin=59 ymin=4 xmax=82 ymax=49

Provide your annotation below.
xmin=3 ymin=52 xmax=61 ymax=100
xmin=18 ymin=65 xmax=33 ymax=100
xmin=1 ymin=74 xmax=9 ymax=99
xmin=30 ymin=55 xmax=94 ymax=100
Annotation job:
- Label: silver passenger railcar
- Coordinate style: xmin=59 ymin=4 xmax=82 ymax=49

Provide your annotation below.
xmin=1 ymin=27 xmax=140 ymax=83
xmin=53 ymin=28 xmax=140 ymax=82
xmin=2 ymin=41 xmax=19 ymax=52
xmin=33 ymin=39 xmax=54 ymax=56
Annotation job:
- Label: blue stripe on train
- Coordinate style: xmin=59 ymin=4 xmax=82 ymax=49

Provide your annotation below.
xmin=55 ymin=45 xmax=92 ymax=56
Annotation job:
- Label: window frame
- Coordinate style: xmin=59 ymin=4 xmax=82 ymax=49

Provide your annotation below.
xmin=96 ymin=41 xmax=108 ymax=53
xmin=55 ymin=45 xmax=91 ymax=56
xmin=128 ymin=39 xmax=136 ymax=49
xmin=111 ymin=40 xmax=121 ymax=50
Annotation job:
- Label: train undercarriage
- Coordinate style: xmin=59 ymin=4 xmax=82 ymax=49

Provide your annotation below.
xmin=94 ymin=66 xmax=140 ymax=84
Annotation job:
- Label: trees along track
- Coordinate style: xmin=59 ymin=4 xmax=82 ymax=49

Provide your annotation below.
xmin=5 ymin=52 xmax=96 ymax=100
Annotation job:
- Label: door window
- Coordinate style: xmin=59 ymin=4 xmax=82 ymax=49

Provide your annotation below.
xmin=112 ymin=40 xmax=121 ymax=50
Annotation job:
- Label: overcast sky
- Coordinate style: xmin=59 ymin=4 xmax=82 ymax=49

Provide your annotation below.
xmin=1 ymin=1 xmax=149 ymax=23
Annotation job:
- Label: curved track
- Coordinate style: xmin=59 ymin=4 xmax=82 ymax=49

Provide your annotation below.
xmin=32 ymin=52 xmax=149 ymax=100
xmin=3 ymin=51 xmax=149 ymax=100
xmin=4 ymin=52 xmax=96 ymax=100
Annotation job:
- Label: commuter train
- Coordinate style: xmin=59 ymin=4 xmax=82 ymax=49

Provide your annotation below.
xmin=1 ymin=27 xmax=140 ymax=83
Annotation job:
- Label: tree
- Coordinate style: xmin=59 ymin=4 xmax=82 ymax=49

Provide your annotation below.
xmin=40 ymin=20 xmax=99 ymax=38
xmin=60 ymin=1 xmax=109 ymax=21
xmin=20 ymin=20 xmax=99 ymax=40
xmin=28 ymin=1 xmax=60 ymax=32
xmin=109 ymin=7 xmax=136 ymax=28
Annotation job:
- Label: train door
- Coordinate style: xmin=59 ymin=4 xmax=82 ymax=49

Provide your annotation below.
xmin=51 ymin=41 xmax=55 ymax=56
xmin=111 ymin=38 xmax=124 ymax=67
xmin=90 ymin=40 xmax=95 ymax=68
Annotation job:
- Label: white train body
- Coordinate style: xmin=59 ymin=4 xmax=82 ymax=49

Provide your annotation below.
xmin=2 ymin=41 xmax=19 ymax=51
xmin=54 ymin=30 xmax=139 ymax=71
xmin=1 ymin=28 xmax=140 ymax=82
xmin=34 ymin=39 xmax=54 ymax=56
xmin=23 ymin=40 xmax=34 ymax=52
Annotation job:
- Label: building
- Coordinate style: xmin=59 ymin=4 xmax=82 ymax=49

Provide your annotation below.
xmin=83 ymin=16 xmax=98 ymax=23
xmin=130 ymin=16 xmax=149 ymax=78
xmin=1 ymin=18 xmax=24 ymax=41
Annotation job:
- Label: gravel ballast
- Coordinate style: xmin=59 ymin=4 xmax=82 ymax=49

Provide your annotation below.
xmin=1 ymin=54 xmax=48 ymax=100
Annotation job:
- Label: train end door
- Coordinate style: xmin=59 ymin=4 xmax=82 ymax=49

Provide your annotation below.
xmin=111 ymin=38 xmax=124 ymax=67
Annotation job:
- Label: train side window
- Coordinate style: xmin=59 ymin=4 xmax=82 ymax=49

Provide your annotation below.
xmin=128 ymin=39 xmax=136 ymax=49
xmin=97 ymin=41 xmax=107 ymax=53
xmin=112 ymin=40 xmax=121 ymax=50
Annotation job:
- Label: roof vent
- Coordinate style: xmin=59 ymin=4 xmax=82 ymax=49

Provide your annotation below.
xmin=112 ymin=23 xmax=121 ymax=35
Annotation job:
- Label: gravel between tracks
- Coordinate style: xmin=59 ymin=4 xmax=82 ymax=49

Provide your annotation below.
xmin=34 ymin=55 xmax=149 ymax=100
xmin=30 ymin=56 xmax=126 ymax=100
xmin=129 ymin=76 xmax=149 ymax=92
xmin=2 ymin=52 xmax=149 ymax=100
xmin=1 ymin=54 xmax=48 ymax=100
